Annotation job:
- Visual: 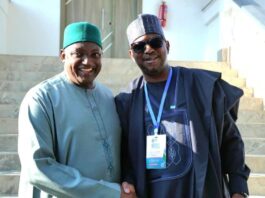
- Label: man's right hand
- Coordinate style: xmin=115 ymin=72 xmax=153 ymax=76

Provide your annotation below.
xmin=120 ymin=181 xmax=137 ymax=198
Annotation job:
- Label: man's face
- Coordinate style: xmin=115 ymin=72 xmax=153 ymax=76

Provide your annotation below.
xmin=129 ymin=33 xmax=169 ymax=79
xmin=60 ymin=42 xmax=102 ymax=89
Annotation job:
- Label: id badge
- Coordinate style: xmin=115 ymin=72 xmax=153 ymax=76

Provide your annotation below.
xmin=146 ymin=134 xmax=166 ymax=169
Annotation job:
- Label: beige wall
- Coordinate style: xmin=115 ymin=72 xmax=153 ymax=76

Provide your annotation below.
xmin=112 ymin=0 xmax=142 ymax=58
xmin=63 ymin=0 xmax=142 ymax=58
xmin=221 ymin=3 xmax=265 ymax=105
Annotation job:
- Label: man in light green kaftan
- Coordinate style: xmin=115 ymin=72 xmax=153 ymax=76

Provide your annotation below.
xmin=18 ymin=22 xmax=121 ymax=198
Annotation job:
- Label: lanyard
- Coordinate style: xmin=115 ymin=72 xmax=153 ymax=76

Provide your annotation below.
xmin=144 ymin=67 xmax=172 ymax=135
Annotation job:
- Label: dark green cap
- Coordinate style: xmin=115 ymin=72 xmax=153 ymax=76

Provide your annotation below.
xmin=63 ymin=21 xmax=102 ymax=49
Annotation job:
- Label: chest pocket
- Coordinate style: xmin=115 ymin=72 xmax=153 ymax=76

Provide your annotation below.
xmin=150 ymin=109 xmax=193 ymax=182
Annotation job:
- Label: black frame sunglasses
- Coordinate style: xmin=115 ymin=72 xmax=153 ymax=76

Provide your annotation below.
xmin=131 ymin=36 xmax=164 ymax=53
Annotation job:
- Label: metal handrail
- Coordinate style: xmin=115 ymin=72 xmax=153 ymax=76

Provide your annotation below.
xmin=102 ymin=32 xmax=112 ymax=43
xmin=103 ymin=43 xmax=112 ymax=53
xmin=102 ymin=32 xmax=113 ymax=54
xmin=65 ymin=0 xmax=72 ymax=5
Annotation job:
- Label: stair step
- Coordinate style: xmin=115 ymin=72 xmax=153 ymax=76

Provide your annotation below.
xmin=238 ymin=123 xmax=265 ymax=138
xmin=0 ymin=135 xmax=17 ymax=152
xmin=0 ymin=92 xmax=25 ymax=105
xmin=0 ymin=71 xmax=56 ymax=81
xmin=0 ymin=76 xmax=247 ymax=94
xmin=244 ymin=138 xmax=265 ymax=155
xmin=0 ymin=171 xmax=19 ymax=195
xmin=0 ymin=153 xmax=20 ymax=172
xmin=0 ymin=81 xmax=38 ymax=92
xmin=1 ymin=85 xmax=253 ymax=101
xmin=242 ymin=87 xmax=254 ymax=97
xmin=238 ymin=110 xmax=265 ymax=123
xmin=0 ymin=61 xmax=61 ymax=72
xmin=0 ymin=173 xmax=263 ymax=197
xmin=1 ymin=92 xmax=260 ymax=109
xmin=169 ymin=60 xmax=238 ymax=75
xmin=0 ymin=118 xmax=18 ymax=134
xmin=222 ymin=76 xmax=246 ymax=87
xmin=103 ymin=59 xmax=237 ymax=75
xmin=0 ymin=105 xmax=19 ymax=118
xmin=239 ymin=97 xmax=264 ymax=111
xmin=0 ymin=55 xmax=61 ymax=72
xmin=246 ymin=155 xmax=265 ymax=174
xmin=248 ymin=173 xmax=265 ymax=196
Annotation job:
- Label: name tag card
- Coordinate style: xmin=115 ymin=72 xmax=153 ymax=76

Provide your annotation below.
xmin=146 ymin=134 xmax=166 ymax=169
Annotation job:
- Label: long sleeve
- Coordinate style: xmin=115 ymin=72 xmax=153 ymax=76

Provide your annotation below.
xmin=18 ymin=81 xmax=120 ymax=198
xmin=213 ymin=79 xmax=250 ymax=195
xmin=115 ymin=93 xmax=134 ymax=184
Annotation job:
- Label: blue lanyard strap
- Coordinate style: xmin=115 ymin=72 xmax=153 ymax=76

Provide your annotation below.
xmin=144 ymin=67 xmax=172 ymax=135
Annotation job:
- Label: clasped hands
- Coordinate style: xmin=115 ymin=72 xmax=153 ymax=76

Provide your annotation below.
xmin=120 ymin=181 xmax=137 ymax=198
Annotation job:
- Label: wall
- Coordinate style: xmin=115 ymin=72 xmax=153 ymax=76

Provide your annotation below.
xmin=201 ymin=0 xmax=222 ymax=61
xmin=221 ymin=1 xmax=265 ymax=103
xmin=0 ymin=0 xmax=9 ymax=54
xmin=142 ymin=0 xmax=218 ymax=61
xmin=5 ymin=0 xmax=61 ymax=56
xmin=2 ymin=0 xmax=219 ymax=59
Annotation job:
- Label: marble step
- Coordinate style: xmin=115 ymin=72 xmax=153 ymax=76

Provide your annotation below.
xmin=0 ymin=81 xmax=38 ymax=92
xmin=0 ymin=135 xmax=17 ymax=152
xmin=1 ymin=151 xmax=264 ymax=174
xmin=248 ymin=173 xmax=265 ymax=196
xmin=0 ymin=153 xmax=20 ymax=172
xmin=0 ymin=55 xmax=233 ymax=72
xmin=169 ymin=60 xmax=232 ymax=69
xmin=0 ymin=92 xmax=25 ymax=105
xmin=0 ymin=56 xmax=242 ymax=82
xmin=242 ymin=87 xmax=254 ymax=97
xmin=0 ymin=171 xmax=19 ymax=196
xmin=238 ymin=123 xmax=265 ymax=138
xmin=0 ymin=105 xmax=19 ymax=118
xmin=0 ymin=133 xmax=264 ymax=155
xmin=0 ymin=70 xmax=247 ymax=90
xmin=0 ymin=55 xmax=62 ymax=72
xmin=0 ymin=176 xmax=259 ymax=197
xmin=244 ymin=137 xmax=265 ymax=155
xmin=0 ymin=176 xmax=263 ymax=197
xmin=104 ymin=59 xmax=238 ymax=77
xmin=0 ymin=94 xmax=264 ymax=115
xmin=0 ymin=166 xmax=264 ymax=196
xmin=0 ymin=71 xmax=57 ymax=82
xmin=0 ymin=67 xmax=240 ymax=81
xmin=3 ymin=150 xmax=264 ymax=173
xmin=0 ymin=118 xmax=18 ymax=134
xmin=0 ymin=88 xmax=262 ymax=110
xmin=238 ymin=110 xmax=265 ymax=123
xmin=239 ymin=97 xmax=264 ymax=111
xmin=0 ymin=68 xmax=239 ymax=84
xmin=0 ymin=56 xmax=233 ymax=72
xmin=246 ymin=155 xmax=265 ymax=174
xmin=1 ymin=114 xmax=264 ymax=139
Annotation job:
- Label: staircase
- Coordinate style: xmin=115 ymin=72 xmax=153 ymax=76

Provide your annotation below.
xmin=0 ymin=55 xmax=264 ymax=197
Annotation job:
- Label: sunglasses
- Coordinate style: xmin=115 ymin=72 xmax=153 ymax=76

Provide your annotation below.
xmin=131 ymin=36 xmax=164 ymax=53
